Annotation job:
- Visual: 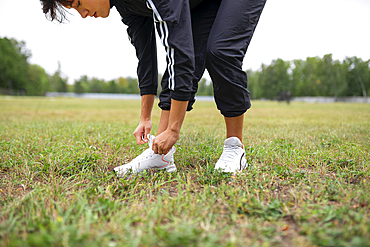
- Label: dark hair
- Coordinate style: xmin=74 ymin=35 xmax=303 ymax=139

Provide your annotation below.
xmin=40 ymin=0 xmax=73 ymax=23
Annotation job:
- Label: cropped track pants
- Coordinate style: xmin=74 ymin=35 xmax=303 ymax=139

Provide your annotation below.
xmin=159 ymin=0 xmax=266 ymax=117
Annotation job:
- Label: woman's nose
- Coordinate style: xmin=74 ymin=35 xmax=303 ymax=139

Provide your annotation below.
xmin=77 ymin=9 xmax=89 ymax=18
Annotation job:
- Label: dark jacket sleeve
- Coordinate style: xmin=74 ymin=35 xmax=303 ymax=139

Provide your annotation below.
xmin=121 ymin=15 xmax=158 ymax=96
xmin=146 ymin=0 xmax=195 ymax=101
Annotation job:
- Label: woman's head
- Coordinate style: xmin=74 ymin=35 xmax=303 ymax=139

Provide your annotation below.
xmin=40 ymin=0 xmax=110 ymax=22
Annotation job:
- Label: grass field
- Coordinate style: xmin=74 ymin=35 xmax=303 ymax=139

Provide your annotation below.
xmin=0 ymin=96 xmax=369 ymax=247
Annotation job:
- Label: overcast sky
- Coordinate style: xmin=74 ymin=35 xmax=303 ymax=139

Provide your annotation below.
xmin=1 ymin=0 xmax=369 ymax=84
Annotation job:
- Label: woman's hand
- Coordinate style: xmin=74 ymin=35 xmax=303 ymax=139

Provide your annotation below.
xmin=133 ymin=120 xmax=152 ymax=144
xmin=152 ymin=129 xmax=179 ymax=155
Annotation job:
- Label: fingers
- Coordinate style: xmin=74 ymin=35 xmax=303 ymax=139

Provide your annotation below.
xmin=155 ymin=147 xmax=168 ymax=155
xmin=133 ymin=127 xmax=146 ymax=145
xmin=152 ymin=140 xmax=159 ymax=154
xmin=152 ymin=137 xmax=160 ymax=154
xmin=133 ymin=121 xmax=152 ymax=145
xmin=152 ymin=136 xmax=169 ymax=155
xmin=134 ymin=131 xmax=145 ymax=145
xmin=157 ymin=146 xmax=168 ymax=155
xmin=144 ymin=126 xmax=151 ymax=143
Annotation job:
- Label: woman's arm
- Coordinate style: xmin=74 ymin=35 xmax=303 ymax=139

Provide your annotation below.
xmin=133 ymin=94 xmax=156 ymax=144
xmin=152 ymin=99 xmax=188 ymax=154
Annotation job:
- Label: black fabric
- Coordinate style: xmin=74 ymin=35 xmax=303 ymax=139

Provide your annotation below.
xmin=159 ymin=0 xmax=220 ymax=112
xmin=110 ymin=0 xmax=204 ymax=12
xmin=205 ymin=0 xmax=266 ymax=117
xmin=163 ymin=0 xmax=266 ymax=117
xmin=113 ymin=0 xmax=197 ymax=101
xmin=110 ymin=0 xmax=266 ymax=117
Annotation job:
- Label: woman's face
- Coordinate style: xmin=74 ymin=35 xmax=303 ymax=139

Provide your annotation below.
xmin=66 ymin=0 xmax=110 ymax=18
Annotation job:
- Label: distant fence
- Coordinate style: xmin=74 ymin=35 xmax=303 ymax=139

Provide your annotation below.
xmin=259 ymin=96 xmax=369 ymax=104
xmin=291 ymin=96 xmax=368 ymax=104
xmin=45 ymin=92 xmax=214 ymax=101
xmin=45 ymin=92 xmax=369 ymax=104
xmin=45 ymin=92 xmax=141 ymax=100
xmin=0 ymin=87 xmax=26 ymax=96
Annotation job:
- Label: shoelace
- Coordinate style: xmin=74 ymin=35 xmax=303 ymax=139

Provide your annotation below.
xmin=219 ymin=145 xmax=240 ymax=162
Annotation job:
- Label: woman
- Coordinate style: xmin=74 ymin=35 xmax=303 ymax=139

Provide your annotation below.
xmin=41 ymin=0 xmax=266 ymax=175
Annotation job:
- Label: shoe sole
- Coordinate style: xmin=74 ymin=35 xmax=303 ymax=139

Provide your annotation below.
xmin=152 ymin=163 xmax=177 ymax=173
xmin=113 ymin=163 xmax=177 ymax=178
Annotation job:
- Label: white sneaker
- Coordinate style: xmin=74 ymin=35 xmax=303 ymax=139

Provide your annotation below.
xmin=214 ymin=137 xmax=248 ymax=173
xmin=113 ymin=135 xmax=177 ymax=177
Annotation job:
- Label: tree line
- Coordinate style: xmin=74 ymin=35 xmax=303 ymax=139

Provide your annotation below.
xmin=247 ymin=55 xmax=369 ymax=99
xmin=1 ymin=37 xmax=369 ymax=98
xmin=0 ymin=37 xmax=141 ymax=96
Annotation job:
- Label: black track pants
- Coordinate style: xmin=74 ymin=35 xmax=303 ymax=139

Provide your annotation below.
xmin=159 ymin=0 xmax=266 ymax=117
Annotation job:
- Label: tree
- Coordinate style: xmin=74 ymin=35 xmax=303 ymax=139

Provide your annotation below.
xmin=315 ymin=54 xmax=348 ymax=97
xmin=126 ymin=77 xmax=140 ymax=94
xmin=293 ymin=57 xmax=321 ymax=96
xmin=26 ymin=64 xmax=50 ymax=95
xmin=258 ymin=59 xmax=291 ymax=99
xmin=50 ymin=61 xmax=68 ymax=92
xmin=0 ymin=37 xmax=30 ymax=94
xmin=107 ymin=80 xmax=118 ymax=93
xmin=89 ymin=77 xmax=105 ymax=93
xmin=246 ymin=69 xmax=261 ymax=99
xmin=291 ymin=59 xmax=304 ymax=96
xmin=116 ymin=77 xmax=128 ymax=93
xmin=344 ymin=57 xmax=369 ymax=101
xmin=196 ymin=78 xmax=213 ymax=96
xmin=74 ymin=80 xmax=84 ymax=94
xmin=330 ymin=58 xmax=348 ymax=97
